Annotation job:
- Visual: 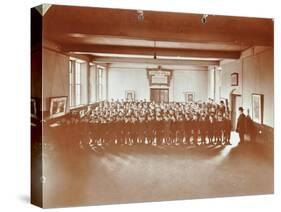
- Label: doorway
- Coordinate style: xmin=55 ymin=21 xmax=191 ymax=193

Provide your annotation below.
xmin=150 ymin=88 xmax=169 ymax=103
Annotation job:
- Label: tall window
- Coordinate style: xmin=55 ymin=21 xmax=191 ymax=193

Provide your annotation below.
xmin=69 ymin=59 xmax=82 ymax=107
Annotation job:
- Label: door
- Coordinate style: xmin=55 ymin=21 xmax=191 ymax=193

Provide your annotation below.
xmin=150 ymin=89 xmax=169 ymax=103
xmin=231 ymin=94 xmax=242 ymax=130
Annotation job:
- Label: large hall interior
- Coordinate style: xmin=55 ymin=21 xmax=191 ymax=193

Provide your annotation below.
xmin=31 ymin=5 xmax=274 ymax=208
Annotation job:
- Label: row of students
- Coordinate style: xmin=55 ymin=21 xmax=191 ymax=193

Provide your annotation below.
xmin=82 ymin=112 xmax=232 ymax=148
xmin=60 ymin=100 xmax=232 ymax=151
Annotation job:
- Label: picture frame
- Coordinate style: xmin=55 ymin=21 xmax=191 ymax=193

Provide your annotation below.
xmin=49 ymin=96 xmax=68 ymax=119
xmin=252 ymin=93 xmax=264 ymax=124
xmin=125 ymin=90 xmax=135 ymax=101
xmin=147 ymin=67 xmax=173 ymax=86
xmin=184 ymin=92 xmax=195 ymax=102
xmin=231 ymin=72 xmax=239 ymax=86
xmin=31 ymin=98 xmax=37 ymax=119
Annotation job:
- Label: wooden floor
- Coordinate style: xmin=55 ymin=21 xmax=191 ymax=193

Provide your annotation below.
xmin=42 ymin=133 xmax=274 ymax=208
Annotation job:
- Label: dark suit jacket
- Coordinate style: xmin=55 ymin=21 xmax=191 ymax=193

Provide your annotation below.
xmin=236 ymin=113 xmax=246 ymax=133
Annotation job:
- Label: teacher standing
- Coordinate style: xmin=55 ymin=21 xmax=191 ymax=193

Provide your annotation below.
xmin=236 ymin=107 xmax=246 ymax=144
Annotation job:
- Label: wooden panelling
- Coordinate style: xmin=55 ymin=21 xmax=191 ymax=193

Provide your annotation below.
xmin=253 ymin=123 xmax=274 ymax=144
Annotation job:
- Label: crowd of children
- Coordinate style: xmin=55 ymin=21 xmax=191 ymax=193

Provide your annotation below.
xmin=70 ymin=99 xmax=232 ymax=151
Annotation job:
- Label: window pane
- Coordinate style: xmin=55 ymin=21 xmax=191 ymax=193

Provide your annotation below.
xmin=98 ymin=67 xmax=103 ymax=82
xmin=89 ymin=65 xmax=95 ymax=103
xmin=75 ymin=85 xmax=81 ymax=106
xmin=75 ymin=63 xmax=81 ymax=84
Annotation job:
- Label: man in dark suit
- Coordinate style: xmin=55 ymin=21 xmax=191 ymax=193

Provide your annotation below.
xmin=236 ymin=107 xmax=246 ymax=144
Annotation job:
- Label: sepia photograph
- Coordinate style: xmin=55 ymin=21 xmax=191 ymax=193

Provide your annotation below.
xmin=231 ymin=73 xmax=239 ymax=86
xmin=31 ymin=4 xmax=274 ymax=208
xmin=125 ymin=90 xmax=135 ymax=101
xmin=252 ymin=93 xmax=264 ymax=124
xmin=49 ymin=96 xmax=68 ymax=119
xmin=185 ymin=92 xmax=195 ymax=102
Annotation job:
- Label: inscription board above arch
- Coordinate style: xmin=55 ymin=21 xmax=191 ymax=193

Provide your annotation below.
xmin=147 ymin=66 xmax=173 ymax=86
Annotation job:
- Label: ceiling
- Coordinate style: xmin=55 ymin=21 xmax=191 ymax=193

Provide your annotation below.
xmin=42 ymin=4 xmax=273 ymax=67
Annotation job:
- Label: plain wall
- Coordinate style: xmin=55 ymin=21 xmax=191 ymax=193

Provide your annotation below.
xmin=172 ymin=70 xmax=208 ymax=102
xmin=108 ymin=68 xmax=150 ymax=101
xmin=42 ymin=48 xmax=69 ymax=112
xmin=107 ymin=68 xmax=208 ymax=102
xmin=207 ymin=68 xmax=214 ymax=100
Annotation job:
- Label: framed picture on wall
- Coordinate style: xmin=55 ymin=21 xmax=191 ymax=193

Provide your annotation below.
xmin=31 ymin=98 xmax=37 ymax=119
xmin=125 ymin=90 xmax=135 ymax=101
xmin=231 ymin=73 xmax=239 ymax=86
xmin=49 ymin=96 xmax=68 ymax=119
xmin=252 ymin=93 xmax=264 ymax=124
xmin=147 ymin=67 xmax=173 ymax=86
xmin=184 ymin=92 xmax=195 ymax=102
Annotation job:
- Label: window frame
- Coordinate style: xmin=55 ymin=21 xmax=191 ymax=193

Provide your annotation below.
xmin=69 ymin=58 xmax=84 ymax=109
